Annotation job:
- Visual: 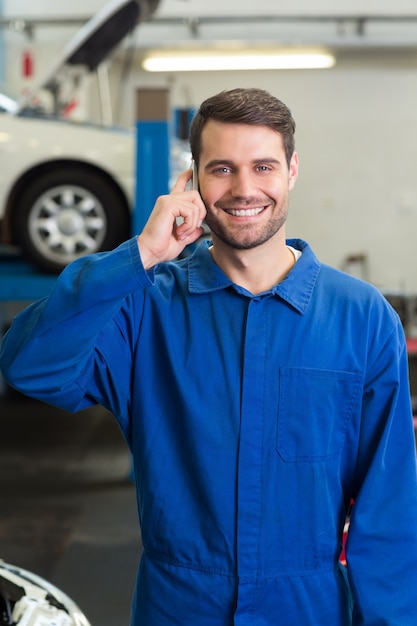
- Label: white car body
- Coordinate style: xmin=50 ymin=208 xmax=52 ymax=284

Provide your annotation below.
xmin=0 ymin=114 xmax=135 ymax=230
xmin=0 ymin=0 xmax=160 ymax=273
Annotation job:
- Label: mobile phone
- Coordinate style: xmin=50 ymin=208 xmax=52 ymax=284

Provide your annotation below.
xmin=191 ymin=160 xmax=199 ymax=191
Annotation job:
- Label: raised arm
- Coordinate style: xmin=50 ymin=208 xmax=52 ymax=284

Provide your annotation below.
xmin=0 ymin=170 xmax=206 ymax=413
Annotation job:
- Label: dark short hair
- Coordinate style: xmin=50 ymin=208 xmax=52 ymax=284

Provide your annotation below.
xmin=189 ymin=88 xmax=296 ymax=168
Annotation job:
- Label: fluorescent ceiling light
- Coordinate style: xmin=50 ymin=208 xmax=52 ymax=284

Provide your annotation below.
xmin=142 ymin=50 xmax=336 ymax=72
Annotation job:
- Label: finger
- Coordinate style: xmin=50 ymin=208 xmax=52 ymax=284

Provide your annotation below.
xmin=171 ymin=169 xmax=193 ymax=193
xmin=175 ymin=199 xmax=206 ymax=238
xmin=177 ymin=225 xmax=205 ymax=245
xmin=176 ymin=215 xmax=199 ymax=239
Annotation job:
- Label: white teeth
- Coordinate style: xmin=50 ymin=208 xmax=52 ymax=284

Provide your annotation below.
xmin=227 ymin=207 xmax=264 ymax=217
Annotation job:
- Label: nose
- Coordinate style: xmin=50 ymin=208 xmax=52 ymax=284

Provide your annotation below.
xmin=230 ymin=171 xmax=257 ymax=198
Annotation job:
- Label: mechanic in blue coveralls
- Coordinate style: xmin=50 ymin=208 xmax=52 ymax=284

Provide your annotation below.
xmin=1 ymin=88 xmax=417 ymax=625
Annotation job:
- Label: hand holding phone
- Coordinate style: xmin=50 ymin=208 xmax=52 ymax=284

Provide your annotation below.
xmin=138 ymin=168 xmax=206 ymax=268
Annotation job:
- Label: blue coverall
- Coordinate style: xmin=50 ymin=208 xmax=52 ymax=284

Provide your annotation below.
xmin=1 ymin=237 xmax=417 ymax=625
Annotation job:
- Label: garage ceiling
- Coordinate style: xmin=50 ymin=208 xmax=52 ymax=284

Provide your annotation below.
xmin=2 ymin=3 xmax=417 ymax=69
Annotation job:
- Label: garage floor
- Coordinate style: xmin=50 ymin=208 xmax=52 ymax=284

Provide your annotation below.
xmin=0 ymin=390 xmax=141 ymax=626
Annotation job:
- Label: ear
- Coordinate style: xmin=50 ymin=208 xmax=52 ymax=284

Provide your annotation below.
xmin=288 ymin=151 xmax=299 ymax=190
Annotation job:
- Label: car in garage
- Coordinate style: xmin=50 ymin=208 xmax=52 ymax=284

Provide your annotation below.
xmin=0 ymin=0 xmax=160 ymax=274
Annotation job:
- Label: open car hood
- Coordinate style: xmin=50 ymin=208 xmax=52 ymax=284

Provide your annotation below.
xmin=16 ymin=0 xmax=160 ymax=116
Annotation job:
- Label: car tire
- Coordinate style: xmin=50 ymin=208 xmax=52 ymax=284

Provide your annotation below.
xmin=13 ymin=168 xmax=130 ymax=274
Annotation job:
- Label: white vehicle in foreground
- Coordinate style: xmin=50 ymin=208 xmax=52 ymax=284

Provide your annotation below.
xmin=0 ymin=560 xmax=91 ymax=626
xmin=0 ymin=0 xmax=159 ymax=273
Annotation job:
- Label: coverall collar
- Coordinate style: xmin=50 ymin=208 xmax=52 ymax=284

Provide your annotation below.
xmin=187 ymin=238 xmax=321 ymax=315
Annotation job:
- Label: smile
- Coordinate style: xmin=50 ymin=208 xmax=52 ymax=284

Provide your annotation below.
xmin=225 ymin=207 xmax=266 ymax=217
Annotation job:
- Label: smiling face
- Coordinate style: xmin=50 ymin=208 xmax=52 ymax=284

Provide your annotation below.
xmin=198 ymin=120 xmax=298 ymax=251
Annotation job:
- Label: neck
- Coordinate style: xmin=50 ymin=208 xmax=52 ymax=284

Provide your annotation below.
xmin=210 ymin=230 xmax=295 ymax=295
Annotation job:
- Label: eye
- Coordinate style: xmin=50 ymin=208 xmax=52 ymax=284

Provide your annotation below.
xmin=213 ymin=166 xmax=232 ymax=175
xmin=256 ymin=164 xmax=272 ymax=172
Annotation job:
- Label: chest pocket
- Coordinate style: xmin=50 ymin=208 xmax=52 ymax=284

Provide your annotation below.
xmin=276 ymin=367 xmax=363 ymax=463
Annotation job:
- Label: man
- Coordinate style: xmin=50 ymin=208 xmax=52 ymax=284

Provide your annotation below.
xmin=1 ymin=88 xmax=417 ymax=625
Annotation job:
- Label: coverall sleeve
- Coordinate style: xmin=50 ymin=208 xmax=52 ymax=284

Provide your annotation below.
xmin=0 ymin=237 xmax=151 ymax=418
xmin=346 ymin=316 xmax=417 ymax=625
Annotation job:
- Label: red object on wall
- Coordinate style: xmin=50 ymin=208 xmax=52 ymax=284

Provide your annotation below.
xmin=407 ymin=337 xmax=417 ymax=354
xmin=22 ymin=50 xmax=34 ymax=78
